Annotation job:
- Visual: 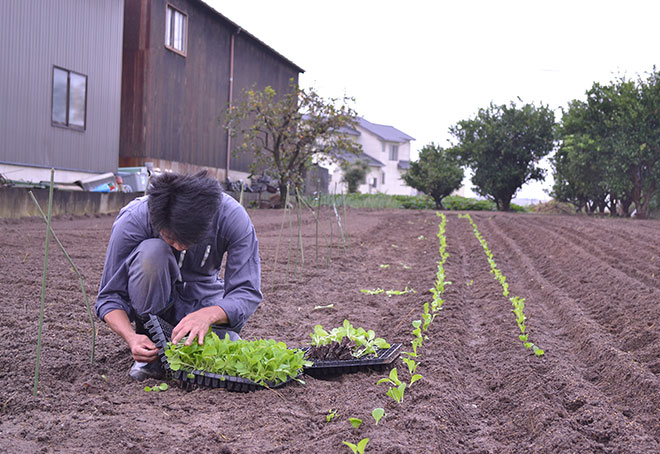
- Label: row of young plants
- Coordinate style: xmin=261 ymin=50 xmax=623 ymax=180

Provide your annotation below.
xmin=339 ymin=212 xmax=452 ymax=452
xmin=458 ymin=213 xmax=544 ymax=356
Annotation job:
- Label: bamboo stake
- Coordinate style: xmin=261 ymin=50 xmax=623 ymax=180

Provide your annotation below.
xmin=33 ymin=169 xmax=55 ymax=396
xmin=316 ymin=192 xmax=321 ymax=268
xmin=295 ymin=187 xmax=305 ymax=272
xmin=28 ymin=191 xmax=96 ymax=365
xmin=341 ymin=189 xmax=349 ymax=247
xmin=286 ymin=186 xmax=295 ymax=278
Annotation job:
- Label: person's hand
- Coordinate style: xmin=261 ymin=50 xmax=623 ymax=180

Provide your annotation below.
xmin=171 ymin=306 xmax=227 ymax=346
xmin=127 ymin=333 xmax=159 ymax=362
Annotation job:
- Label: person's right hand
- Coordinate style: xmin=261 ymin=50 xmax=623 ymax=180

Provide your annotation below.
xmin=127 ymin=333 xmax=159 ymax=362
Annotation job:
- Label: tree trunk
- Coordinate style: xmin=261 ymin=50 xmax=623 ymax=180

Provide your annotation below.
xmin=276 ymin=181 xmax=289 ymax=209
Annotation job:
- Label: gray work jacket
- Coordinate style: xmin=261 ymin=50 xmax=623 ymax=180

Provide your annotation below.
xmin=94 ymin=195 xmax=262 ymax=332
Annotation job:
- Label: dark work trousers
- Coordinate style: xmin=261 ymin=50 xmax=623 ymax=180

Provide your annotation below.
xmin=128 ymin=238 xmax=239 ymax=341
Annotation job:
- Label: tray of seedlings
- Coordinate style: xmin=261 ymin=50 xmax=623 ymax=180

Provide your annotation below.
xmin=145 ymin=315 xmax=310 ymax=392
xmin=302 ymin=320 xmax=401 ymax=378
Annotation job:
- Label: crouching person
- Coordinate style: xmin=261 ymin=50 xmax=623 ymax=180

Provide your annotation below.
xmin=95 ymin=171 xmax=262 ymax=380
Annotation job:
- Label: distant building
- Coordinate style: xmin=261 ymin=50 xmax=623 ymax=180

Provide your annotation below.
xmin=326 ymin=118 xmax=415 ymax=195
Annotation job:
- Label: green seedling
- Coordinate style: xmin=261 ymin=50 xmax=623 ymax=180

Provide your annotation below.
xmin=360 ymin=288 xmax=384 ymax=295
xmin=343 ymin=438 xmax=369 ymax=454
xmin=349 ymin=417 xmax=363 ymax=429
xmin=144 ymin=382 xmax=169 ymax=393
xmin=313 ymin=304 xmax=335 ymax=311
xmin=409 ymin=374 xmax=423 ymax=386
xmin=385 ymin=286 xmax=416 ymax=297
xmin=417 ymin=235 xmax=425 ymax=240
xmin=377 ymin=368 xmax=407 ymax=403
xmin=466 ymin=280 xmax=474 ymax=287
xmin=165 ymin=332 xmax=311 ymax=386
xmin=310 ymin=320 xmax=390 ymax=358
xmin=401 ymin=357 xmax=419 ymax=375
xmin=326 ymin=409 xmax=338 ymax=422
xmin=379 ymin=264 xmax=390 ymax=269
xmin=387 ymin=382 xmax=407 ymax=403
xmin=372 ymin=408 xmax=385 ymax=425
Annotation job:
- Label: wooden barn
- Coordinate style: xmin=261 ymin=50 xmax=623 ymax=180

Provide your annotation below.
xmin=120 ymin=0 xmax=304 ymax=182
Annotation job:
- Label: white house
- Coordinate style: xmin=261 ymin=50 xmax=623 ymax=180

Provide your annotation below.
xmin=325 ymin=118 xmax=415 ymax=195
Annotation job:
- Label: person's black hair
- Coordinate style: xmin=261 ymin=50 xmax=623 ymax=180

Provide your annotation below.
xmin=147 ymin=170 xmax=223 ymax=246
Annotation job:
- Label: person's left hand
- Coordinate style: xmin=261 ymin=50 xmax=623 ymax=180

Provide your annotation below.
xmin=171 ymin=306 xmax=228 ymax=346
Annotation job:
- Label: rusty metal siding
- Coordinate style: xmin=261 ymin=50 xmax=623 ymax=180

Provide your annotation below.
xmin=120 ymin=0 xmax=301 ymax=175
xmin=0 ymin=0 xmax=124 ymax=174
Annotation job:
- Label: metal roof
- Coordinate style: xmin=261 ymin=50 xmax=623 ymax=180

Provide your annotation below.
xmin=357 ymin=118 xmax=414 ymax=143
xmin=334 ymin=150 xmax=385 ymax=167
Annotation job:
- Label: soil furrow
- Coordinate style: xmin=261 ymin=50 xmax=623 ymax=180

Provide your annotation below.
xmin=479 ymin=213 xmax=660 ymax=448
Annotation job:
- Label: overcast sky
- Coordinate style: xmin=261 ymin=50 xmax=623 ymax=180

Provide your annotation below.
xmin=206 ymin=0 xmax=659 ymax=201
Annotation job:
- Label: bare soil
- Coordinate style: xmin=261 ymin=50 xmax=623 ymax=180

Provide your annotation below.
xmin=2 ymin=207 xmax=660 ymax=453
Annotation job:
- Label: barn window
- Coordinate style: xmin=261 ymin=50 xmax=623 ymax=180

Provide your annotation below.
xmin=165 ymin=4 xmax=187 ymax=55
xmin=51 ymin=66 xmax=87 ymax=131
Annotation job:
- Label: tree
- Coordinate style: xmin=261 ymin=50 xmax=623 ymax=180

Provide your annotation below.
xmin=225 ymin=82 xmax=361 ymax=204
xmin=341 ymin=159 xmax=370 ymax=193
xmin=554 ymin=71 xmax=660 ymax=218
xmin=402 ymin=143 xmax=463 ymax=209
xmin=449 ymin=101 xmax=555 ymax=211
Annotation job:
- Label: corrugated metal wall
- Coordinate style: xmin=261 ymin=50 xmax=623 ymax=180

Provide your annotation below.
xmin=0 ymin=0 xmax=124 ymax=174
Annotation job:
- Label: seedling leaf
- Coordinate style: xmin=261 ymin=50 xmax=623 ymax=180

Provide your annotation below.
xmin=372 ymin=407 xmax=385 ymax=424
xmin=349 ymin=417 xmax=362 ymax=429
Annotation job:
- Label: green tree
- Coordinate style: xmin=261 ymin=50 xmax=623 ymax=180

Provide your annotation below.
xmin=449 ymin=101 xmax=555 ymax=211
xmin=341 ymin=159 xmax=370 ymax=193
xmin=225 ymin=82 xmax=361 ymax=204
xmin=402 ymin=143 xmax=463 ymax=209
xmin=554 ymin=71 xmax=660 ymax=218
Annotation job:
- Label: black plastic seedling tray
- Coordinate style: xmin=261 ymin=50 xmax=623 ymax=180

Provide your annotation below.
xmin=301 ymin=343 xmax=402 ymax=378
xmin=144 ymin=314 xmax=296 ymax=392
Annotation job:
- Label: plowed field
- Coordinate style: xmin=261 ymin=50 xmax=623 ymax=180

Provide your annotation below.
xmin=1 ymin=208 xmax=659 ymax=453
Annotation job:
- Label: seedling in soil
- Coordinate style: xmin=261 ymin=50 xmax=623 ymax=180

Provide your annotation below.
xmin=343 ymin=438 xmax=369 ymax=454
xmin=385 ymin=286 xmax=416 ymax=297
xmin=360 ymin=288 xmax=384 ymax=295
xmin=371 ymin=408 xmax=385 ymax=425
xmin=326 ymin=409 xmax=338 ymax=422
xmin=313 ymin=304 xmax=335 ymax=311
xmin=422 ymin=303 xmax=435 ymax=331
xmin=349 ymin=417 xmax=363 ymax=429
xmin=144 ymin=383 xmax=169 ymax=392
xmin=401 ymin=357 xmax=419 ymax=375
xmin=377 ymin=368 xmax=407 ymax=404
xmin=379 ymin=264 xmax=390 ymax=269
xmin=409 ymin=374 xmax=423 ymax=386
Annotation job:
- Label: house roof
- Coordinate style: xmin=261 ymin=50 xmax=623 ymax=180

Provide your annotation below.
xmin=335 ymin=150 xmax=385 ymax=167
xmin=198 ymin=1 xmax=305 ymax=73
xmin=357 ymin=118 xmax=414 ymax=143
